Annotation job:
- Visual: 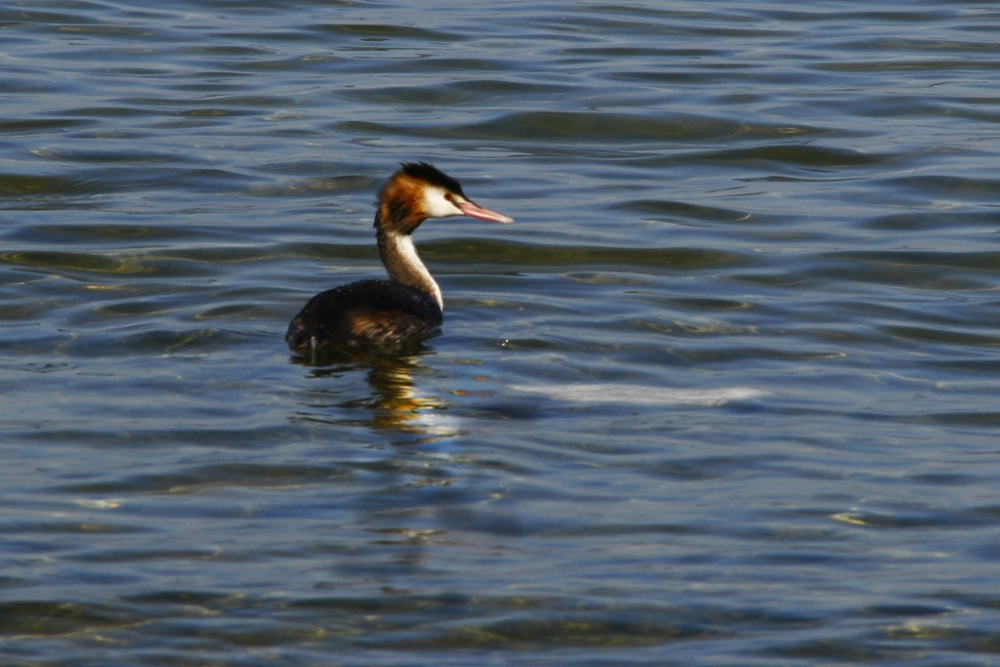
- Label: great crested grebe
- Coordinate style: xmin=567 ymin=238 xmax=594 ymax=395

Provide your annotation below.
xmin=286 ymin=162 xmax=513 ymax=350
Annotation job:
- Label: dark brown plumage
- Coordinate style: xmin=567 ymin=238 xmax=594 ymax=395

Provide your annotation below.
xmin=286 ymin=279 xmax=442 ymax=348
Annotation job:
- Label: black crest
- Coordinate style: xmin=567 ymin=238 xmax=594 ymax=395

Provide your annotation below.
xmin=399 ymin=162 xmax=466 ymax=197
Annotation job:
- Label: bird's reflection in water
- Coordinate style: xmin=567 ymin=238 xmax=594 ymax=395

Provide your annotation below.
xmin=288 ymin=341 xmax=461 ymax=445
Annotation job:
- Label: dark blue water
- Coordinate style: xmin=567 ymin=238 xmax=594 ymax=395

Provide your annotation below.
xmin=3 ymin=1 xmax=1000 ymax=665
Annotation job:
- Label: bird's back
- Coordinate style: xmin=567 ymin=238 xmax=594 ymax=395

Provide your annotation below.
xmin=285 ymin=279 xmax=443 ymax=350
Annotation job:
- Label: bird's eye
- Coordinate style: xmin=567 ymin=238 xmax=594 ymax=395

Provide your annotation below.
xmin=444 ymin=193 xmax=454 ymax=202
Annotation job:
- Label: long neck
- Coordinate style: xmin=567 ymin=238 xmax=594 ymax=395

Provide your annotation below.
xmin=376 ymin=226 xmax=443 ymax=310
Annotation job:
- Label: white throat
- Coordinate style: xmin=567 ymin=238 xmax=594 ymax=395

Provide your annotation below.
xmin=382 ymin=233 xmax=443 ymax=310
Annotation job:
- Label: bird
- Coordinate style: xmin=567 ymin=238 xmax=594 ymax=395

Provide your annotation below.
xmin=286 ymin=162 xmax=513 ymax=351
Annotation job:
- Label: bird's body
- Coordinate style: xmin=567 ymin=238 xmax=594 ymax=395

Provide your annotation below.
xmin=286 ymin=163 xmax=512 ymax=351
xmin=286 ymin=279 xmax=442 ymax=348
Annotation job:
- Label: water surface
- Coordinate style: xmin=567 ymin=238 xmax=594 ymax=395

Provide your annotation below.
xmin=3 ymin=1 xmax=1000 ymax=665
